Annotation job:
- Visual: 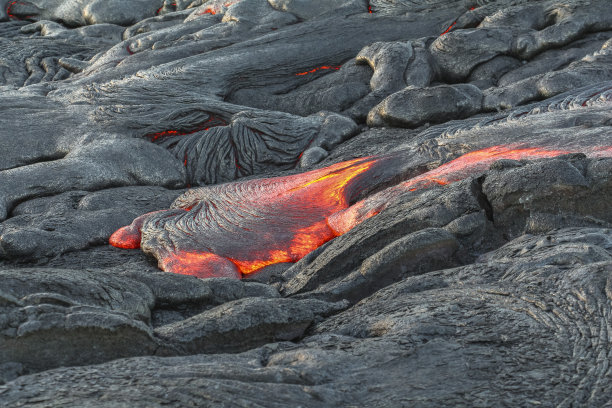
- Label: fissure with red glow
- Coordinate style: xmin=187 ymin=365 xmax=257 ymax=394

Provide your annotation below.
xmin=6 ymin=1 xmax=34 ymax=20
xmin=440 ymin=21 xmax=457 ymax=36
xmin=295 ymin=66 xmax=341 ymax=76
xmin=440 ymin=7 xmax=475 ymax=36
xmin=145 ymin=115 xmax=227 ymax=141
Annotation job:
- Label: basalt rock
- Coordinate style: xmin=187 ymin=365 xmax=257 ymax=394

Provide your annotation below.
xmin=2 ymin=227 xmax=612 ymax=406
xmin=2 ymin=0 xmax=612 ymax=406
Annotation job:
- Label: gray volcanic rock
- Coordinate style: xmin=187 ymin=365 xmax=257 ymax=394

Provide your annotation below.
xmin=1 ymin=227 xmax=611 ymax=406
xmin=0 ymin=268 xmax=158 ymax=373
xmin=367 ymin=83 xmax=483 ymax=127
xmin=2 ymin=0 xmax=612 ymax=406
xmin=155 ymin=297 xmax=347 ymax=354
xmin=1 ymin=0 xmax=163 ymax=26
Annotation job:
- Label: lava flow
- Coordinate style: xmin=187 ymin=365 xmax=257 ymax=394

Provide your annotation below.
xmin=111 ymin=156 xmax=390 ymax=278
xmin=111 ymin=144 xmax=611 ymax=279
xmin=327 ymin=145 xmax=589 ymax=235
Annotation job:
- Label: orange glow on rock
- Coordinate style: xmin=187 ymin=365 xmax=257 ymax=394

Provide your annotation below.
xmin=210 ymin=157 xmax=375 ymax=275
xmin=109 ymin=212 xmax=154 ymax=249
xmin=161 ymin=251 xmax=241 ymax=279
xmin=228 ymin=250 xmax=292 ymax=274
xmin=400 ymin=145 xmax=569 ymax=190
xmin=109 ymin=225 xmax=142 ymax=249
xmin=197 ymin=1 xmax=236 ymax=16
xmin=295 ymin=66 xmax=341 ymax=76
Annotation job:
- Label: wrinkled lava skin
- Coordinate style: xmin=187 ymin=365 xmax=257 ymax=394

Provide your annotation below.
xmin=111 ymin=143 xmax=612 ymax=278
xmin=111 ymin=156 xmax=391 ymax=278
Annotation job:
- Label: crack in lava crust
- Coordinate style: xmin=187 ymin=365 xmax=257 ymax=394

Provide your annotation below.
xmin=111 ymin=145 xmax=612 ymax=279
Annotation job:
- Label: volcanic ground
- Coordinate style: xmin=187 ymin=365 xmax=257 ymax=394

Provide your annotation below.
xmin=1 ymin=0 xmax=612 ymax=406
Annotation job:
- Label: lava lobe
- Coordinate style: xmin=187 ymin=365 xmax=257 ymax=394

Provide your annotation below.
xmin=111 ymin=156 xmax=391 ymax=278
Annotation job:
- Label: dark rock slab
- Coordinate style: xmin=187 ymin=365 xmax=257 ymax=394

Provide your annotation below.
xmin=155 ymin=297 xmax=347 ymax=354
xmin=367 ymin=83 xmax=483 ymax=128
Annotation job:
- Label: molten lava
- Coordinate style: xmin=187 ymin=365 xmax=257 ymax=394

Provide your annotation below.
xmin=327 ymin=145 xmax=574 ymax=235
xmin=111 ymin=156 xmax=384 ymax=277
xmin=295 ymin=66 xmax=341 ymax=76
xmin=197 ymin=1 xmax=237 ymax=16
xmin=401 ymin=145 xmax=569 ymax=190
xmin=111 ymin=144 xmax=612 ymax=279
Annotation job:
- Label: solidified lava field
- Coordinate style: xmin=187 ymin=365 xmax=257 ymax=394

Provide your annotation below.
xmin=1 ymin=0 xmax=612 ymax=406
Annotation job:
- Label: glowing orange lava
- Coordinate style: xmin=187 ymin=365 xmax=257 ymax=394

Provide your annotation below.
xmin=401 ymin=145 xmax=569 ymax=190
xmin=221 ymin=157 xmax=377 ymax=275
xmin=327 ymin=145 xmax=580 ymax=235
xmin=161 ymin=251 xmax=241 ymax=279
xmin=112 ymin=156 xmax=381 ymax=277
xmin=109 ymin=211 xmax=167 ymax=249
xmin=295 ymin=66 xmax=341 ymax=76
xmin=112 ymin=144 xmax=612 ymax=279
xmin=197 ymin=1 xmax=236 ymax=15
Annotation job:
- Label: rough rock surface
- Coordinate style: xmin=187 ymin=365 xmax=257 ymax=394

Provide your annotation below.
xmin=2 ymin=0 xmax=612 ymax=406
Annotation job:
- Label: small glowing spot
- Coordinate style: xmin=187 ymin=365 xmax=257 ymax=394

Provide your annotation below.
xmin=368 ymin=5 xmax=373 ymax=13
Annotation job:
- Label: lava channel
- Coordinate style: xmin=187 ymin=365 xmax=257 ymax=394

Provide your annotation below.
xmin=111 ymin=144 xmax=612 ymax=279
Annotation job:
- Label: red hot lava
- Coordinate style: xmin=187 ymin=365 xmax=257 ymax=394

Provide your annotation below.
xmin=111 ymin=144 xmax=612 ymax=279
xmin=295 ymin=66 xmax=341 ymax=76
xmin=111 ymin=156 xmax=383 ymax=278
